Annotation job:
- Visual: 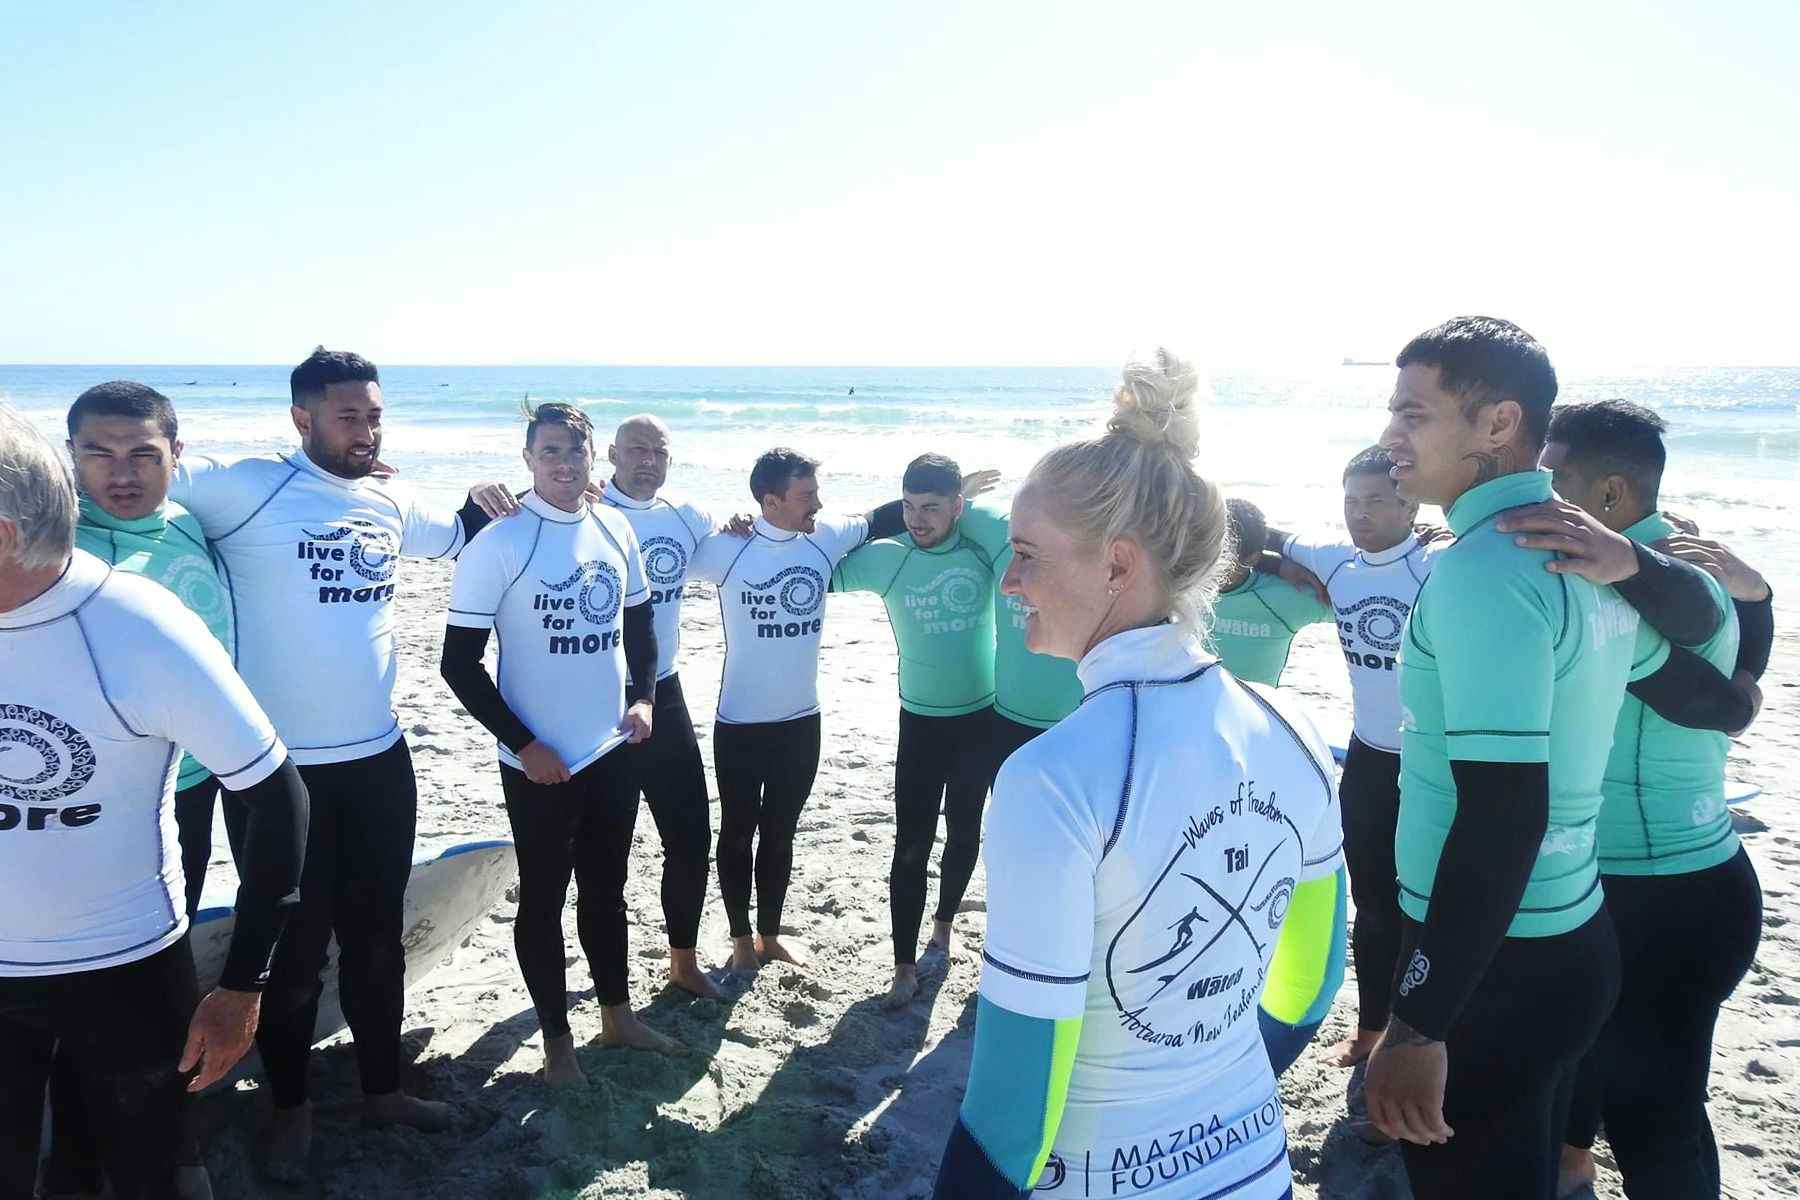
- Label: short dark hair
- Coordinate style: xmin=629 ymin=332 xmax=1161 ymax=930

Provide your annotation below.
xmin=1396 ymin=316 xmax=1558 ymax=448
xmin=291 ymin=346 xmax=380 ymax=407
xmin=524 ymin=402 xmax=594 ymax=451
xmin=1224 ymin=497 xmax=1266 ymax=568
xmin=1342 ymin=444 xmax=1396 ymax=485
xmin=1546 ymin=399 xmax=1668 ymax=504
xmin=67 ymin=380 xmax=178 ymax=443
xmin=901 ymin=453 xmax=961 ymax=497
xmin=750 ymin=448 xmax=820 ymax=503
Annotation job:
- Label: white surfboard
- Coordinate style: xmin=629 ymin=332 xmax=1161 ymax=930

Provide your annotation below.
xmin=1724 ymin=779 xmax=1761 ymax=806
xmin=190 ymin=838 xmax=517 ymax=1044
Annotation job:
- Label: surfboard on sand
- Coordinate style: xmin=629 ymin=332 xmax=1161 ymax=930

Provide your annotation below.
xmin=189 ymin=839 xmax=518 ymax=1044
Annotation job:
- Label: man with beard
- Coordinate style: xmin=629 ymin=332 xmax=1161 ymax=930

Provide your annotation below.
xmin=166 ymin=347 xmax=513 ymax=1181
xmin=832 ymin=453 xmax=999 ymax=1008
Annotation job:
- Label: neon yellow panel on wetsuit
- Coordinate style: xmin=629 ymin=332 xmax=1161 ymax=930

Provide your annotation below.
xmin=1396 ymin=471 xmax=1665 ymax=938
xmin=959 ymin=504 xmax=1084 ymax=728
xmin=1208 ymin=572 xmax=1334 ymax=687
xmin=832 ymin=530 xmax=996 ymax=716
xmin=1597 ymin=511 xmax=1741 ymax=877
xmin=75 ymin=496 xmax=235 ymax=790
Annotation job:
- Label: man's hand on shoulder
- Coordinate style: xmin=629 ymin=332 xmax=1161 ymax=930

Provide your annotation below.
xmin=1495 ymin=499 xmax=1639 ymax=584
xmin=960 ymin=469 xmax=1001 ymax=501
xmin=469 ymin=482 xmax=521 ymax=519
xmin=1652 ymin=535 xmax=1771 ymax=603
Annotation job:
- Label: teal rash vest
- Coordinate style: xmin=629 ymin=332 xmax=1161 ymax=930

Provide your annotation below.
xmin=74 ymin=495 xmax=236 ymax=790
xmin=1207 ymin=570 xmax=1335 ymax=686
xmin=831 ymin=528 xmax=997 ymax=716
xmin=1596 ymin=511 xmax=1741 ymax=877
xmin=1396 ymin=471 xmax=1667 ymax=938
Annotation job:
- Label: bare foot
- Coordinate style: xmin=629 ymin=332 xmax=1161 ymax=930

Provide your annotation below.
xmin=599 ymin=1005 xmax=689 ymax=1056
xmin=1558 ymin=1146 xmax=1597 ymax=1199
xmin=882 ymin=965 xmax=922 ymax=1010
xmin=263 ymin=1102 xmax=312 ymax=1185
xmin=543 ymin=1030 xmax=587 ymax=1087
xmin=670 ymin=948 xmax=723 ymax=999
xmin=364 ymin=1090 xmax=455 ymax=1132
xmin=916 ymin=938 xmax=950 ymax=980
xmin=729 ymin=935 xmax=761 ymax=976
xmin=756 ymin=934 xmax=804 ymax=968
xmin=1326 ymin=1028 xmax=1382 ymax=1068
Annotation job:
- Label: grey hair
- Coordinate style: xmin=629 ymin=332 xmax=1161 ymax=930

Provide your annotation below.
xmin=0 ymin=404 xmax=78 ymax=571
xmin=1023 ymin=349 xmax=1228 ymax=630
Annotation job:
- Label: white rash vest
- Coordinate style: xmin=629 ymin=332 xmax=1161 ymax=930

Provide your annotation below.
xmin=169 ymin=449 xmax=470 ymax=765
xmin=599 ymin=480 xmax=712 ymax=681
xmin=1280 ymin=530 xmax=1444 ymax=753
xmin=1 ymin=551 xmax=286 ymax=976
xmin=687 ymin=514 xmax=869 ymax=725
xmin=446 ymin=491 xmax=649 ymax=774
xmin=979 ymin=622 xmax=1343 ymax=1200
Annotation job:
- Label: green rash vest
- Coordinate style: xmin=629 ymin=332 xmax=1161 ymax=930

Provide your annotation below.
xmin=1396 ymin=471 xmax=1668 ymax=939
xmin=74 ymin=495 xmax=236 ymax=790
xmin=1207 ymin=570 xmax=1335 ymax=686
xmin=831 ymin=528 xmax=997 ymax=717
xmin=958 ymin=504 xmax=1084 ymax=729
xmin=1598 ymin=512 xmax=1741 ymax=877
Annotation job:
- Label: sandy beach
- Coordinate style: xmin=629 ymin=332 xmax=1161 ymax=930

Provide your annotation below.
xmin=184 ymin=558 xmax=1800 ymax=1200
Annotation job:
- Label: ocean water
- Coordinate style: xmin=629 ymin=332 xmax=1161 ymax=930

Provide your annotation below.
xmin=5 ymin=363 xmax=1798 ymax=590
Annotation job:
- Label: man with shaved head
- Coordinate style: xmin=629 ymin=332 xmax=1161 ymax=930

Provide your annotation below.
xmin=601 ymin=415 xmax=721 ymax=997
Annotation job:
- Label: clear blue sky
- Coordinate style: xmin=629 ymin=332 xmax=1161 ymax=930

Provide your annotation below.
xmin=3 ymin=1 xmax=1796 ymax=366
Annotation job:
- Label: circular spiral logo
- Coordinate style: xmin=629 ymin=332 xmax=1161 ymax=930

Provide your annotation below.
xmin=640 ymin=536 xmax=688 ymax=587
xmin=158 ymin=556 xmax=231 ymax=633
xmin=1345 ymin=594 xmax=1409 ymax=654
xmin=750 ymin=566 xmax=825 ymax=617
xmin=541 ymin=560 xmax=623 ymax=626
xmin=0 ymin=704 xmax=96 ymax=803
xmin=302 ymin=520 xmax=398 ymax=583
xmin=931 ymin=568 xmax=984 ymax=616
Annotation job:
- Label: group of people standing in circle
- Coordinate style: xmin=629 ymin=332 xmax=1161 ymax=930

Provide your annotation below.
xmin=0 ymin=316 xmax=1776 ymax=1200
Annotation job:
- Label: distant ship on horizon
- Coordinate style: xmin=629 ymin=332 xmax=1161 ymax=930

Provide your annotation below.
xmin=1342 ymin=356 xmax=1388 ymax=367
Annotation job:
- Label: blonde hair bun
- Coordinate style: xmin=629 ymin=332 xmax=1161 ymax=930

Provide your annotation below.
xmin=1108 ymin=348 xmax=1202 ymax=459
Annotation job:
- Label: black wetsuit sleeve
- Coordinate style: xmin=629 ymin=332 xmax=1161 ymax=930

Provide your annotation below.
xmin=864 ymin=499 xmax=906 ymax=543
xmin=1735 ymin=591 xmax=1774 ymax=681
xmin=439 ymin=624 xmax=536 ymax=754
xmin=1264 ymin=526 xmax=1291 ymax=554
xmin=217 ymin=759 xmax=308 ymax=992
xmin=1613 ymin=542 xmax=1724 ymax=647
xmin=623 ymin=600 xmax=657 ymax=707
xmin=1627 ymin=644 xmax=1753 ymax=733
xmin=458 ymin=493 xmax=496 ymax=544
xmin=1389 ymin=760 xmax=1548 ymax=1040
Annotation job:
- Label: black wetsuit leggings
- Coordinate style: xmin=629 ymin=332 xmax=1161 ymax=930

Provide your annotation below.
xmin=44 ymin=776 xmax=223 ymax=1190
xmin=1565 ymin=849 xmax=1762 ymax=1199
xmin=229 ymin=739 xmax=417 ymax=1108
xmin=988 ymin=711 xmax=1047 ymax=771
xmin=1397 ymin=909 xmax=1621 ymax=1200
xmin=714 ymin=715 xmax=822 ymax=939
xmin=502 ymin=756 xmax=639 ymax=1027
xmin=0 ymin=935 xmax=198 ymax=1200
xmin=891 ymin=707 xmax=996 ymax=965
xmin=1340 ymin=736 xmax=1403 ymax=1032
xmin=621 ymin=673 xmax=711 ymax=951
